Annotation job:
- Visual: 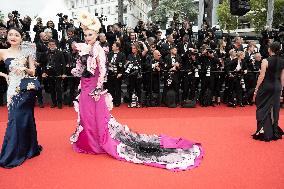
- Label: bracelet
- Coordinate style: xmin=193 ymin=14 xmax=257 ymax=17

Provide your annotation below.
xmin=89 ymin=87 xmax=102 ymax=97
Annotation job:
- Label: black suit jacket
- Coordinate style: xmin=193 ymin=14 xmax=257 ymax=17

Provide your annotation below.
xmin=42 ymin=49 xmax=66 ymax=76
xmin=107 ymin=51 xmax=126 ymax=75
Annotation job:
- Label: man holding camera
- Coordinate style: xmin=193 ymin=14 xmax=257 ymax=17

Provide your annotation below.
xmin=107 ymin=42 xmax=126 ymax=107
xmin=144 ymin=49 xmax=163 ymax=107
xmin=42 ymin=39 xmax=66 ymax=109
xmin=181 ymin=49 xmax=199 ymax=103
xmin=35 ymin=32 xmax=50 ymax=108
xmin=33 ymin=18 xmax=45 ymax=43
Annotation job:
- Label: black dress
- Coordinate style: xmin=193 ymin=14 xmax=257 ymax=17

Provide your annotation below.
xmin=0 ymin=58 xmax=42 ymax=168
xmin=253 ymin=55 xmax=284 ymax=141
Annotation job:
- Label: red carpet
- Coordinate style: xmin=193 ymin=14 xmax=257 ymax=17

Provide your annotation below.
xmin=0 ymin=105 xmax=283 ymax=189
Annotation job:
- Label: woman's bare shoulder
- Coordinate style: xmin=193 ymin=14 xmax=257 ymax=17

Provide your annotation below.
xmin=0 ymin=49 xmax=8 ymax=61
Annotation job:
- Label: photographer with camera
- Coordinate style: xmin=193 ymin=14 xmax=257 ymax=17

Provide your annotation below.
xmin=33 ymin=17 xmax=45 ymax=43
xmin=180 ymin=49 xmax=200 ymax=104
xmin=160 ymin=34 xmax=175 ymax=58
xmin=244 ymin=43 xmax=261 ymax=105
xmin=198 ymin=45 xmax=214 ymax=107
xmin=143 ymin=46 xmax=163 ymax=107
xmin=7 ymin=11 xmax=22 ymax=29
xmin=99 ymin=33 xmax=110 ymax=55
xmin=42 ymin=39 xmax=67 ymax=109
xmin=35 ymin=32 xmax=50 ymax=108
xmin=124 ymin=32 xmax=137 ymax=58
xmin=19 ymin=16 xmax=32 ymax=41
xmin=166 ymin=22 xmax=180 ymax=43
xmin=125 ymin=42 xmax=148 ymax=108
xmin=59 ymin=28 xmax=80 ymax=106
xmin=134 ymin=20 xmax=147 ymax=42
xmin=45 ymin=21 xmax=58 ymax=41
xmin=179 ymin=21 xmax=193 ymax=40
xmin=226 ymin=51 xmax=248 ymax=107
xmin=106 ymin=41 xmax=126 ymax=107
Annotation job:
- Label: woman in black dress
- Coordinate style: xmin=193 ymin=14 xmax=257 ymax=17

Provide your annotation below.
xmin=253 ymin=42 xmax=284 ymax=141
xmin=0 ymin=28 xmax=42 ymax=168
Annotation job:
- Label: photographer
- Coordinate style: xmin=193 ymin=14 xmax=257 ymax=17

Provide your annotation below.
xmin=134 ymin=20 xmax=147 ymax=41
xmin=20 ymin=16 xmax=32 ymax=41
xmin=177 ymin=34 xmax=193 ymax=59
xmin=244 ymin=45 xmax=261 ymax=105
xmin=181 ymin=49 xmax=199 ymax=103
xmin=107 ymin=42 xmax=126 ymax=107
xmin=99 ymin=33 xmax=110 ymax=55
xmin=7 ymin=12 xmax=21 ymax=29
xmin=160 ymin=34 xmax=175 ymax=58
xmin=0 ymin=27 xmax=9 ymax=49
xmin=33 ymin=17 xmax=45 ymax=43
xmin=42 ymin=39 xmax=66 ymax=109
xmin=124 ymin=32 xmax=137 ymax=58
xmin=163 ymin=46 xmax=181 ymax=107
xmin=66 ymin=42 xmax=80 ymax=106
xmin=179 ymin=21 xmax=193 ymax=40
xmin=45 ymin=21 xmax=58 ymax=41
xmin=125 ymin=42 xmax=148 ymax=107
xmin=226 ymin=51 xmax=247 ymax=107
xmin=59 ymin=28 xmax=80 ymax=105
xmin=198 ymin=45 xmax=213 ymax=107
xmin=35 ymin=32 xmax=50 ymax=108
xmin=166 ymin=22 xmax=180 ymax=42
xmin=144 ymin=48 xmax=163 ymax=107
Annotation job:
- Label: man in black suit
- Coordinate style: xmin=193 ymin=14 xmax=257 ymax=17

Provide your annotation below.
xmin=160 ymin=34 xmax=175 ymax=58
xmin=35 ymin=32 xmax=49 ymax=107
xmin=144 ymin=49 xmax=163 ymax=107
xmin=107 ymin=42 xmax=126 ymax=107
xmin=42 ymin=39 xmax=66 ymax=109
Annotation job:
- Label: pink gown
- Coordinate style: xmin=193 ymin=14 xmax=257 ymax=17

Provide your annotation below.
xmin=70 ymin=42 xmax=204 ymax=171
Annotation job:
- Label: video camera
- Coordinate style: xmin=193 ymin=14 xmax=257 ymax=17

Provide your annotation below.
xmin=57 ymin=13 xmax=69 ymax=31
xmin=11 ymin=10 xmax=20 ymax=19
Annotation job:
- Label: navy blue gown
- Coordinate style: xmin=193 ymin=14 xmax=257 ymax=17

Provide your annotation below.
xmin=0 ymin=57 xmax=42 ymax=168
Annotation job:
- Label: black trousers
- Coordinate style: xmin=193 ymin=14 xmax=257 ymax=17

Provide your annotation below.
xmin=199 ymin=76 xmax=214 ymax=106
xmin=47 ymin=76 xmax=63 ymax=105
xmin=128 ymin=75 xmax=142 ymax=103
xmin=181 ymin=74 xmax=196 ymax=101
xmin=107 ymin=75 xmax=122 ymax=105
xmin=244 ymin=73 xmax=257 ymax=103
xmin=228 ymin=76 xmax=243 ymax=105
xmin=67 ymin=76 xmax=80 ymax=105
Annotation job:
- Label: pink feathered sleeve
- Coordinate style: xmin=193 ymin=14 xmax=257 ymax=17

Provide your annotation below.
xmin=95 ymin=44 xmax=107 ymax=89
xmin=88 ymin=42 xmax=107 ymax=98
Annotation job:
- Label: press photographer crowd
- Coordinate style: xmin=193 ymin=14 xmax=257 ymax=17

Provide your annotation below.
xmin=0 ymin=10 xmax=284 ymax=109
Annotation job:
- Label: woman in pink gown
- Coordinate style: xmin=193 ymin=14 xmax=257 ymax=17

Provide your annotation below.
xmin=70 ymin=11 xmax=203 ymax=171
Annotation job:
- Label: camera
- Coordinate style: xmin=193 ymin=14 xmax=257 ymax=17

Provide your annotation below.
xmin=57 ymin=13 xmax=69 ymax=31
xmin=12 ymin=10 xmax=20 ymax=18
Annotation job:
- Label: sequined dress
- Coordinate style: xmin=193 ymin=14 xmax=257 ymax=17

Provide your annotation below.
xmin=70 ymin=42 xmax=204 ymax=171
xmin=0 ymin=45 xmax=42 ymax=168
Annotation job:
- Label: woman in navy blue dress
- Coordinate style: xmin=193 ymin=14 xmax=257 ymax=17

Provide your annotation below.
xmin=0 ymin=28 xmax=42 ymax=168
